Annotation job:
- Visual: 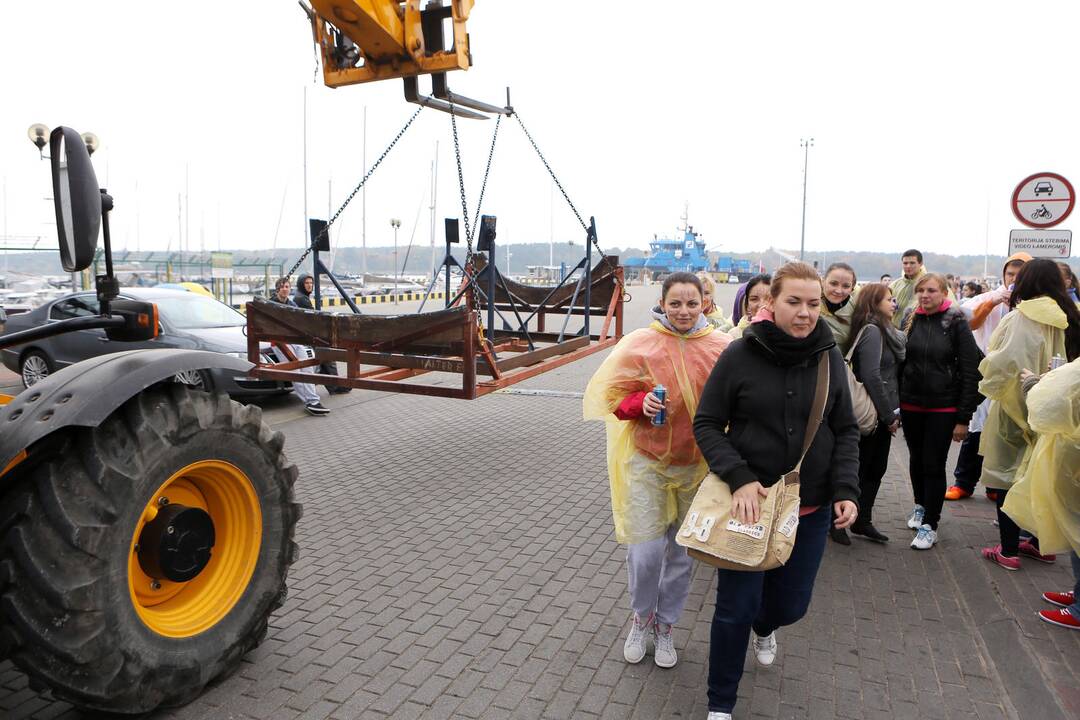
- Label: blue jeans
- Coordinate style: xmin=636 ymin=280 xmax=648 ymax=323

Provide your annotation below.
xmin=1071 ymin=553 xmax=1080 ymax=616
xmin=706 ymin=506 xmax=831 ymax=713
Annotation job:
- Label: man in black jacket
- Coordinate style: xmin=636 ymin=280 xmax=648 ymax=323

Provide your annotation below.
xmin=292 ymin=273 xmax=350 ymax=394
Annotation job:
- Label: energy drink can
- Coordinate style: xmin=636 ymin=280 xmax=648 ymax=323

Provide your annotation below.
xmin=1050 ymin=354 xmax=1066 ymax=371
xmin=651 ymin=385 xmax=667 ymax=426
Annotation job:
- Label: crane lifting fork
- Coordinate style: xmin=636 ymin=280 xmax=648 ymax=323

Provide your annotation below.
xmin=300 ymin=0 xmax=511 ymax=119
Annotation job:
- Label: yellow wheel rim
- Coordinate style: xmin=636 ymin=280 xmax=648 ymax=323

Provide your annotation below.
xmin=128 ymin=460 xmax=262 ymax=638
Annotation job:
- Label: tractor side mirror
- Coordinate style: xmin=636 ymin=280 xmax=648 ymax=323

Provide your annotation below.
xmin=50 ymin=126 xmax=101 ymax=272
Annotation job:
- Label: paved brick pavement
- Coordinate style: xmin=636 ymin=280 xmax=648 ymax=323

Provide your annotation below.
xmin=1 ymin=291 xmax=1077 ymax=719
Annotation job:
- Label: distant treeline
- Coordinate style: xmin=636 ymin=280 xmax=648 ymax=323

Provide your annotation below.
xmin=1 ymin=244 xmax=1075 ymax=281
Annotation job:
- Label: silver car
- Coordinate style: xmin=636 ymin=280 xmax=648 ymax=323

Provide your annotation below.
xmin=0 ymin=287 xmax=290 ymax=396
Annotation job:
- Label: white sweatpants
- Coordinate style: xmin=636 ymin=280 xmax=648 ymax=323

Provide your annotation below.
xmin=626 ymin=524 xmax=692 ymax=626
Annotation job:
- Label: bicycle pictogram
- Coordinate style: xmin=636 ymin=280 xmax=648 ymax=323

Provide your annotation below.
xmin=1031 ymin=204 xmax=1053 ymax=221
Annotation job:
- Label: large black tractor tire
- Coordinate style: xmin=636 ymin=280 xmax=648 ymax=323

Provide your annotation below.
xmin=0 ymin=385 xmax=301 ymax=714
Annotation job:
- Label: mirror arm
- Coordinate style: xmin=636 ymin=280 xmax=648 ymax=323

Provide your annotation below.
xmin=97 ymin=190 xmax=119 ymax=315
xmin=0 ymin=316 xmax=125 ymax=352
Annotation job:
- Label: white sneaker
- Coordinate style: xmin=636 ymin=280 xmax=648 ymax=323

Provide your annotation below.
xmin=623 ymin=614 xmax=650 ymax=664
xmin=910 ymin=524 xmax=938 ymax=550
xmin=707 ymin=713 xmax=733 ymax=720
xmin=654 ymin=623 xmax=677 ymax=668
xmin=906 ymin=505 xmax=925 ymax=530
xmin=752 ymin=631 xmax=777 ymax=666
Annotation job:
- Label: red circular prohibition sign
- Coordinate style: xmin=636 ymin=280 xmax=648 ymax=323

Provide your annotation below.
xmin=1012 ymin=172 xmax=1075 ymax=228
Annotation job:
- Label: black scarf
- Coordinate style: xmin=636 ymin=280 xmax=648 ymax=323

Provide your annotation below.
xmin=823 ymin=296 xmax=849 ymax=315
xmin=744 ymin=319 xmax=836 ymax=367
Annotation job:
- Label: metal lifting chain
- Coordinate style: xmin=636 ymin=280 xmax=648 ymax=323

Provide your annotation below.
xmin=470 ymin=113 xmax=502 ymax=244
xmin=286 ymin=105 xmax=425 ymax=279
xmin=447 ymin=96 xmax=474 ymax=264
xmin=513 ymin=111 xmax=627 ymax=299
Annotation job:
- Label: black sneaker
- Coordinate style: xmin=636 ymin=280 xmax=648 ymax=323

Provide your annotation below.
xmin=305 ymin=402 xmax=330 ymax=416
xmin=850 ymin=522 xmax=890 ymax=543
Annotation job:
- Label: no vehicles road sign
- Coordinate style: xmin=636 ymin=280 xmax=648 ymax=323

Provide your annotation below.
xmin=1009 ymin=228 xmax=1072 ymax=258
xmin=1012 ymin=172 xmax=1074 ymax=228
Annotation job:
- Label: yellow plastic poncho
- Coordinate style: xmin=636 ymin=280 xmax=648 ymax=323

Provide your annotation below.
xmin=977 ymin=296 xmax=1069 ymax=490
xmin=1002 ymin=359 xmax=1080 ymax=555
xmin=727 ymin=315 xmax=750 ymax=339
xmin=583 ymin=322 xmax=731 ymax=544
xmin=705 ymin=307 xmax=734 ymax=332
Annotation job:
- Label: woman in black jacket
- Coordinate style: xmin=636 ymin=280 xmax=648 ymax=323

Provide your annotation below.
xmin=693 ymin=262 xmax=860 ymax=720
xmin=846 ymin=283 xmax=906 ymax=543
xmin=900 ymin=272 xmax=981 ymax=551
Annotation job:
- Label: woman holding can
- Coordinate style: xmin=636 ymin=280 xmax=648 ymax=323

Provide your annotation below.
xmin=584 ymin=272 xmax=731 ymax=670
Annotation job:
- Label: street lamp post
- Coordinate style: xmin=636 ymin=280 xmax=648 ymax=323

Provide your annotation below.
xmin=799 ymin=138 xmax=814 ymax=261
xmin=391 ymin=218 xmax=401 ymax=303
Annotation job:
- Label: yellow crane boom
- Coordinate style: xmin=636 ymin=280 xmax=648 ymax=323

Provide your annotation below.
xmin=302 ymin=0 xmax=504 ymax=118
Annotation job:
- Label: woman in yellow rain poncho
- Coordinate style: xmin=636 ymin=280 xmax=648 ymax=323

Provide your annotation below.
xmin=1003 ymin=359 xmax=1080 ymax=629
xmin=698 ymin=272 xmax=734 ymax=331
xmin=978 ymin=259 xmax=1080 ymax=570
xmin=584 ymin=272 xmax=730 ymax=670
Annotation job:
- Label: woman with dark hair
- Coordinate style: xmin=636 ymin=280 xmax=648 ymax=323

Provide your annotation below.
xmin=694 ymin=262 xmax=860 ymax=719
xmin=820 ymin=262 xmax=858 ymax=352
xmin=843 ymin=283 xmax=906 ymax=543
xmin=979 ymin=258 xmax=1080 ymax=570
xmin=1059 ymin=262 xmax=1079 ymax=302
xmin=728 ymin=274 xmax=771 ymax=339
xmin=899 ymin=273 xmax=981 ymax=550
xmin=584 ymin=272 xmax=731 ymax=669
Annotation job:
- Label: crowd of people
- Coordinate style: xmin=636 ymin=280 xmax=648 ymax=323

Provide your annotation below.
xmin=585 ymin=251 xmax=1080 ymax=720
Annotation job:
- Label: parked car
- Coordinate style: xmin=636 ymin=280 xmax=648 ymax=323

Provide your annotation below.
xmin=0 ymin=287 xmax=290 ymax=396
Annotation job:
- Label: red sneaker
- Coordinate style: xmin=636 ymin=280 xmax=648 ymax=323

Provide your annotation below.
xmin=1043 ymin=591 xmax=1076 ymax=608
xmin=945 ymin=485 xmax=972 ymax=501
xmin=1018 ymin=540 xmax=1056 ymax=564
xmin=1038 ymin=607 xmax=1080 ymax=630
xmin=981 ymin=545 xmax=1020 ymax=571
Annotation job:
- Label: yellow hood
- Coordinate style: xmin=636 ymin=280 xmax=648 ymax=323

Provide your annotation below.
xmin=1017 ymin=296 xmax=1069 ymax=330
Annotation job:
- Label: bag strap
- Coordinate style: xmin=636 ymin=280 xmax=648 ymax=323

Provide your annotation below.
xmin=844 ymin=324 xmax=870 ymax=363
xmin=793 ymin=352 xmax=830 ymax=474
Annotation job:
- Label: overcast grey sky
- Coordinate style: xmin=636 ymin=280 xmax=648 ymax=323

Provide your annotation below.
xmin=1 ymin=1 xmax=1077 ymax=261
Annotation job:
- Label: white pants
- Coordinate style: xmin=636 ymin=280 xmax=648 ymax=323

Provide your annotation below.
xmin=626 ymin=525 xmax=692 ymax=626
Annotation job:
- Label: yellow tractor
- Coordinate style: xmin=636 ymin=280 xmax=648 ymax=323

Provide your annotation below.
xmin=0 ymin=127 xmax=301 ymax=713
xmin=1 ymin=2 xmax=494 ymax=712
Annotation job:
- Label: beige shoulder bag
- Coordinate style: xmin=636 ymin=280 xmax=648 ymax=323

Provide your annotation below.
xmin=844 ymin=325 xmax=879 ymax=435
xmin=677 ymin=352 xmax=830 ymax=571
